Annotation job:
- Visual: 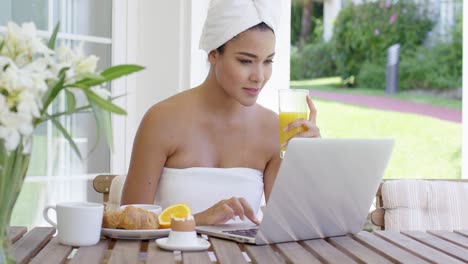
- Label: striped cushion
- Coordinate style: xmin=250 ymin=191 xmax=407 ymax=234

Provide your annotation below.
xmin=382 ymin=180 xmax=468 ymax=231
xmin=107 ymin=174 xmax=126 ymax=211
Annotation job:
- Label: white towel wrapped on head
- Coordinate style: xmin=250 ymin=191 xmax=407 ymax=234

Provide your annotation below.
xmin=199 ymin=0 xmax=282 ymax=52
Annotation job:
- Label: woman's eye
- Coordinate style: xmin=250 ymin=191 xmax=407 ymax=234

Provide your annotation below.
xmin=239 ymin=59 xmax=252 ymax=64
xmin=265 ymin=59 xmax=274 ymax=64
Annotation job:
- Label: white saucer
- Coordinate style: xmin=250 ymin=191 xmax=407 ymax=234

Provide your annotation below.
xmin=156 ymin=237 xmax=211 ymax=251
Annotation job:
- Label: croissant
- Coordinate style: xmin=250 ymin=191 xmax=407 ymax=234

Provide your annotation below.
xmin=102 ymin=210 xmax=121 ymax=229
xmin=102 ymin=205 xmax=159 ymax=229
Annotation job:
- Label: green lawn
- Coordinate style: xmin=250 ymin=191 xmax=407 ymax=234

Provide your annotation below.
xmin=294 ymin=77 xmax=462 ymax=179
xmin=291 ymin=77 xmax=462 ymax=110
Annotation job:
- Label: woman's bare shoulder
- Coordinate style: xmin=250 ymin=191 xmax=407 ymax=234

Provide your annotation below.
xmin=255 ymin=104 xmax=279 ymax=128
xmin=143 ymin=89 xmax=196 ymax=124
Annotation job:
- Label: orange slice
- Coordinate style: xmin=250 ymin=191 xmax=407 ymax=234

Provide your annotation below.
xmin=158 ymin=203 xmax=192 ymax=229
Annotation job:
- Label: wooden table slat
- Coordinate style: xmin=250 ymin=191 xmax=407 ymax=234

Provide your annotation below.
xmin=209 ymin=237 xmax=247 ymax=264
xmin=302 ymin=239 xmax=358 ymax=263
xmin=107 ymin=240 xmax=141 ymax=264
xmin=329 ymin=235 xmax=393 ymax=264
xmin=428 ymin=230 xmax=468 ymax=250
xmin=375 ymin=231 xmax=465 ymax=264
xmin=8 ymin=226 xmax=27 ymax=244
xmin=245 ymin=244 xmax=286 ymax=264
xmin=69 ymin=239 xmax=108 ymax=264
xmin=7 ymin=226 xmax=468 ymax=263
xmin=29 ymin=236 xmax=73 ymax=264
xmin=353 ymin=231 xmax=430 ymax=264
xmin=182 ymin=251 xmax=212 ymax=264
xmin=455 ymin=230 xmax=468 ymax=238
xmin=403 ymin=231 xmax=468 ymax=262
xmin=274 ymin=241 xmax=321 ymax=264
xmin=146 ymin=241 xmax=176 ymax=264
xmin=12 ymin=227 xmax=56 ymax=264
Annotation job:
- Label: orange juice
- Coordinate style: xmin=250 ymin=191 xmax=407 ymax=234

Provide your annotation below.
xmin=279 ymin=111 xmax=308 ymax=152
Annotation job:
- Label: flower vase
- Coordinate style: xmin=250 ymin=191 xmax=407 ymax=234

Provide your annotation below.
xmin=0 ymin=140 xmax=31 ymax=264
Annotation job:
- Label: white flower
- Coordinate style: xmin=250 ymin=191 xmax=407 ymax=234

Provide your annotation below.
xmin=56 ymin=46 xmax=76 ymax=66
xmin=0 ymin=110 xmax=33 ymax=150
xmin=76 ymin=55 xmax=98 ymax=76
xmin=17 ymin=91 xmax=40 ymax=118
xmin=0 ymin=57 xmax=19 ymax=93
xmin=0 ymin=126 xmax=20 ymax=151
xmin=0 ymin=94 xmax=7 ymax=114
xmin=1 ymin=22 xmax=53 ymax=67
xmin=0 ymin=21 xmax=143 ymax=153
xmin=57 ymin=45 xmax=99 ymax=84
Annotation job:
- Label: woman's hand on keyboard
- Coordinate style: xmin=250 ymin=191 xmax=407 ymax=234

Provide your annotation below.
xmin=194 ymin=197 xmax=260 ymax=226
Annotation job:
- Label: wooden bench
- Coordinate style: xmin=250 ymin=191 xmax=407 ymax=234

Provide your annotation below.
xmin=370 ymin=179 xmax=468 ymax=230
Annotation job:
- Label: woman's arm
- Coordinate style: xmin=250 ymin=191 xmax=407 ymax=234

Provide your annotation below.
xmin=121 ymin=104 xmax=175 ymax=205
xmin=263 ymin=153 xmax=281 ymax=202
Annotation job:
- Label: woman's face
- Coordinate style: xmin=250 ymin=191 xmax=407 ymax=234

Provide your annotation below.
xmin=209 ymin=28 xmax=276 ymax=107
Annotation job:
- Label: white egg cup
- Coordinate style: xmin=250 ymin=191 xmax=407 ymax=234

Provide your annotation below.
xmin=166 ymin=230 xmax=198 ymax=246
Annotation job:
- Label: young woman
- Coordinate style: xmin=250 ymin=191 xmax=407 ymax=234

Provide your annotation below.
xmin=121 ymin=0 xmax=320 ymax=226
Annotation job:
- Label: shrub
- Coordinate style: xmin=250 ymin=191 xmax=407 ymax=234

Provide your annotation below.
xmin=399 ymin=45 xmax=461 ymax=90
xmin=357 ymin=10 xmax=462 ymax=90
xmin=357 ymin=61 xmax=386 ymax=89
xmin=331 ymin=0 xmax=433 ymax=79
xmin=290 ymin=41 xmax=337 ymax=80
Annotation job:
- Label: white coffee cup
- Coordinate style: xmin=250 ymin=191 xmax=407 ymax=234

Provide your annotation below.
xmin=43 ymin=202 xmax=104 ymax=246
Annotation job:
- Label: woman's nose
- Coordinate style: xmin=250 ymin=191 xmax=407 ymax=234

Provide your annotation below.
xmin=250 ymin=65 xmax=265 ymax=83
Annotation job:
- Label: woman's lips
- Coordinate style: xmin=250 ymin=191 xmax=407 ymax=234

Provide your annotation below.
xmin=243 ymin=87 xmax=260 ymax=96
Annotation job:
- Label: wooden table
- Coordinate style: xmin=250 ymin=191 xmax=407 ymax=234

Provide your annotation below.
xmin=9 ymin=226 xmax=468 ymax=263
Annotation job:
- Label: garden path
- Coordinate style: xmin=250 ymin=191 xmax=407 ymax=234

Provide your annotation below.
xmin=309 ymin=90 xmax=461 ymax=123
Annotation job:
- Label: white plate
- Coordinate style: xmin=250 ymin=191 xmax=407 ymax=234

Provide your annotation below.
xmin=156 ymin=237 xmax=211 ymax=251
xmin=101 ymin=228 xmax=170 ymax=240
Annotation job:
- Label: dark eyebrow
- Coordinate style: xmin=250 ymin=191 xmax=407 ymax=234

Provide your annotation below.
xmin=236 ymin=52 xmax=275 ymax=58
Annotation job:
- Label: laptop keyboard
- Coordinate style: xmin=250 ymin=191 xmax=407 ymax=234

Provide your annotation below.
xmin=223 ymin=228 xmax=258 ymax=238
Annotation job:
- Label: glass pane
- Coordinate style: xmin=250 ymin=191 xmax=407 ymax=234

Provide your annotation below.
xmin=0 ymin=0 xmax=48 ymax=29
xmin=53 ymin=0 xmax=112 ymax=38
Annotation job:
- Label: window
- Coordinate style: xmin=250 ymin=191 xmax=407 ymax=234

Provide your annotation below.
xmin=1 ymin=0 xmax=116 ymax=228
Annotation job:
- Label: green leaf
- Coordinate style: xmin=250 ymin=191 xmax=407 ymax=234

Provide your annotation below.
xmin=40 ymin=67 xmax=68 ymax=117
xmin=65 ymin=90 xmax=76 ymax=114
xmin=47 ymin=114 xmax=82 ymax=159
xmin=47 ymin=22 xmax=60 ymax=50
xmin=91 ymin=103 xmax=114 ymax=152
xmin=88 ymin=103 xmax=103 ymax=155
xmin=85 ymin=90 xmax=127 ymax=115
xmin=0 ymin=40 xmax=4 ymax=53
xmin=72 ymin=64 xmax=144 ymax=88
xmin=35 ymin=93 xmax=128 ymax=124
xmin=79 ymin=72 xmax=106 ymax=82
xmin=100 ymin=64 xmax=145 ymax=81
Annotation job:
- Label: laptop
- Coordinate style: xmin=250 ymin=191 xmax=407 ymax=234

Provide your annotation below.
xmin=196 ymin=138 xmax=395 ymax=245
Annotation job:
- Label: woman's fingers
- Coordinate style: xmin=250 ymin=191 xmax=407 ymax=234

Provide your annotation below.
xmin=307 ymin=96 xmax=317 ymax=124
xmin=284 ymin=118 xmax=321 ymax=138
xmin=296 ymin=126 xmax=321 ymax=138
xmin=205 ymin=197 xmax=260 ymax=226
xmin=239 ymin=198 xmax=260 ymax=225
xmin=228 ymin=197 xmax=245 ymax=220
xmin=283 ymin=118 xmax=307 ymax=132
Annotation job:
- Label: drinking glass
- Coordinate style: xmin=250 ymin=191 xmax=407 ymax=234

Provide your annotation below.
xmin=278 ymin=89 xmax=309 ymax=157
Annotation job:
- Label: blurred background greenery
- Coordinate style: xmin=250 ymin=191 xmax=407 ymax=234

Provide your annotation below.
xmin=290 ymin=0 xmax=462 ymax=179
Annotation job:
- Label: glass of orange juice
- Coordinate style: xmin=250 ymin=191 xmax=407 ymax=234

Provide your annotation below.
xmin=278 ymin=89 xmax=309 ymax=157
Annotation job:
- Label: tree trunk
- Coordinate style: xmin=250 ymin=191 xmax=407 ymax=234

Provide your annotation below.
xmin=299 ymin=0 xmax=314 ymax=49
